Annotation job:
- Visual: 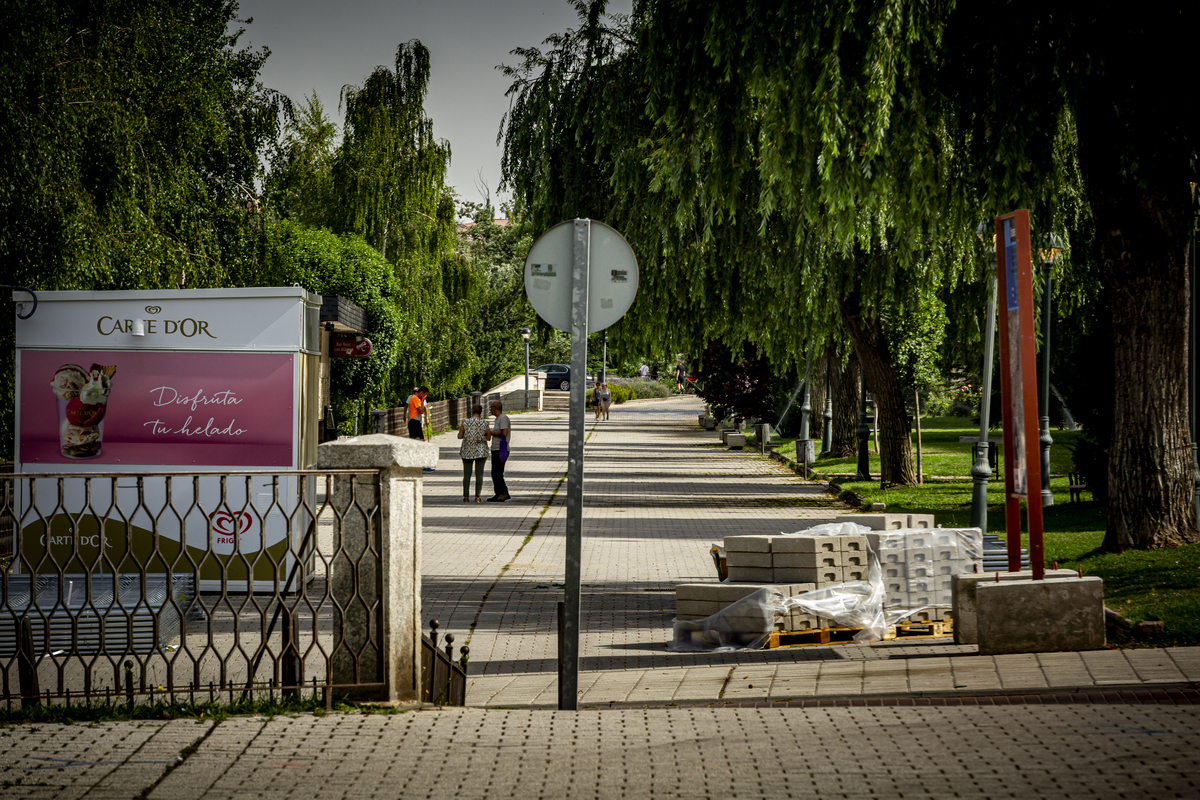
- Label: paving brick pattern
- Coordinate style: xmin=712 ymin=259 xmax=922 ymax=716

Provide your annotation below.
xmin=3 ymin=699 xmax=1199 ymax=799
xmin=418 ymin=396 xmax=1200 ymax=708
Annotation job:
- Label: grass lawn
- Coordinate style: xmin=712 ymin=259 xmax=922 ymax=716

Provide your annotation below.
xmin=774 ymin=416 xmax=1200 ymax=648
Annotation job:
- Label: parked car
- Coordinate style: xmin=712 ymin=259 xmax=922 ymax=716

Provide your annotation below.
xmin=534 ymin=363 xmax=572 ymax=391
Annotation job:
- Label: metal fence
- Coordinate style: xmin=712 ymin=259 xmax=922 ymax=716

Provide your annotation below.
xmin=0 ymin=469 xmax=392 ymax=709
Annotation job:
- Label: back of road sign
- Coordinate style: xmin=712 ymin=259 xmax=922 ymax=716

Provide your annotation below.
xmin=524 ymin=220 xmax=638 ymax=333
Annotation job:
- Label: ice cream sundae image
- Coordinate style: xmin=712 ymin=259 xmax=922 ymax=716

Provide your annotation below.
xmin=52 ymin=363 xmax=115 ymax=458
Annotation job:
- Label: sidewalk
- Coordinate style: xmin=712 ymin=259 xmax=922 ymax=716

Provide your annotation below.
xmin=418 ymin=396 xmax=1200 ymax=708
xmin=4 ymin=395 xmax=1199 ymax=799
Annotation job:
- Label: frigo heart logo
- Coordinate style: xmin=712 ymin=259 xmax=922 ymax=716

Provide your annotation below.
xmin=210 ymin=510 xmax=253 ymax=536
xmin=145 ymin=305 xmax=162 ymax=314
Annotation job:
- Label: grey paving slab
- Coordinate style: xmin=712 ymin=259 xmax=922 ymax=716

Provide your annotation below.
xmin=0 ymin=703 xmax=1184 ymax=799
xmin=416 ymin=394 xmax=1200 ymax=710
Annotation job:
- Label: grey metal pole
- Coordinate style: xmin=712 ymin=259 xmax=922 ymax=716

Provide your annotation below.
xmin=798 ymin=341 xmax=813 ymax=442
xmin=821 ymin=355 xmax=833 ymax=456
xmin=855 ymin=375 xmax=871 ymax=481
xmin=524 ymin=339 xmax=530 ymax=395
xmin=1039 ymin=262 xmax=1055 ymax=507
xmin=561 ymin=218 xmax=590 ymax=711
xmin=970 ymin=274 xmax=998 ymax=531
xmin=601 ymin=332 xmax=607 ymax=385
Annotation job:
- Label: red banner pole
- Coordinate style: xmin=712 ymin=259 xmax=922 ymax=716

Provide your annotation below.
xmin=994 ymin=210 xmax=1045 ymax=579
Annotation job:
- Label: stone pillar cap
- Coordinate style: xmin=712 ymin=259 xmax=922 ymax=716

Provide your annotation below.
xmin=318 ymin=433 xmax=439 ymax=470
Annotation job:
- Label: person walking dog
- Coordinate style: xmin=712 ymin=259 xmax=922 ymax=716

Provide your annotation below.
xmin=457 ymin=403 xmax=490 ymax=502
xmin=487 ymin=399 xmax=511 ymax=502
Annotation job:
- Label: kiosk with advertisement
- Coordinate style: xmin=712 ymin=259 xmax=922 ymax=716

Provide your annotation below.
xmin=13 ymin=288 xmax=323 ymax=590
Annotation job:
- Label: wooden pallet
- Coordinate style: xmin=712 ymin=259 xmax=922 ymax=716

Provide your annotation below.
xmin=766 ymin=618 xmax=953 ymax=649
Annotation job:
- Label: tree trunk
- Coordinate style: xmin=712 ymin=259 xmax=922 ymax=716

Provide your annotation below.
xmin=839 ymin=288 xmax=917 ymax=486
xmin=1076 ymin=93 xmax=1199 ymax=551
xmin=831 ymin=349 xmax=859 ymax=458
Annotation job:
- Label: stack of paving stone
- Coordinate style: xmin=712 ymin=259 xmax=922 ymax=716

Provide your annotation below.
xmin=674 ymin=513 xmax=983 ymax=635
xmin=871 ymin=527 xmax=984 ymax=621
xmin=674 ymin=582 xmax=819 ymax=632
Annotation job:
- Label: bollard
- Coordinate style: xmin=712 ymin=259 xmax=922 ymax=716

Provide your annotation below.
xmin=17 ymin=618 xmax=40 ymax=709
xmin=125 ymin=661 xmax=134 ymax=709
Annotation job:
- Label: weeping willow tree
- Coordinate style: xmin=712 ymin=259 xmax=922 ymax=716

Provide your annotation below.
xmin=498 ymin=2 xmax=973 ymax=485
xmin=333 ymin=41 xmax=476 ymax=402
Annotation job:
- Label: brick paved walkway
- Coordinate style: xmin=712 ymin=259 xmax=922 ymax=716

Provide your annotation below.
xmin=418 ymin=396 xmax=1200 ymax=708
xmin=3 ymin=693 xmax=1199 ymax=799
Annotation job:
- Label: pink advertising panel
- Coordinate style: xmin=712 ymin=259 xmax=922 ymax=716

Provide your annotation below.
xmin=20 ymin=350 xmax=295 ymax=467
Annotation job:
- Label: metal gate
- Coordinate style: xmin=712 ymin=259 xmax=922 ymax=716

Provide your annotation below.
xmin=0 ymin=470 xmax=389 ymax=709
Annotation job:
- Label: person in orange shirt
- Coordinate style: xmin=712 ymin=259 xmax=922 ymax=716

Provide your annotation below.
xmin=406 ymin=387 xmax=429 ymax=440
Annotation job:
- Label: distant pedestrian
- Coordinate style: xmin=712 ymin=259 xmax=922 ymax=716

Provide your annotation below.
xmin=638 ymin=362 xmax=650 ymax=378
xmin=600 ymin=382 xmax=612 ymax=420
xmin=457 ymin=404 xmax=490 ymax=503
xmin=592 ymin=383 xmax=603 ymax=420
xmin=486 ymin=399 xmax=511 ymax=502
xmin=675 ymin=361 xmax=685 ymax=393
xmin=407 ymin=387 xmax=429 ymax=439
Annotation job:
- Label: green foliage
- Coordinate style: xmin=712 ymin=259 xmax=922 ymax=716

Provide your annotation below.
xmin=330 ymin=41 xmax=473 ymax=402
xmin=266 ymin=93 xmax=338 ymax=228
xmin=251 ymin=221 xmax=402 ymax=429
xmin=0 ymin=0 xmax=285 ymax=458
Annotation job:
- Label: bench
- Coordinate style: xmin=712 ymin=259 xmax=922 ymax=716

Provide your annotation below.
xmin=1068 ymin=471 xmax=1088 ymax=503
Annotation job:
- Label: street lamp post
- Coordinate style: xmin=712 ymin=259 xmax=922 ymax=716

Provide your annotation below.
xmin=601 ymin=332 xmax=608 ymax=385
xmin=821 ymin=356 xmax=833 ymax=456
xmin=855 ymin=376 xmax=871 ymax=481
xmin=521 ymin=328 xmax=531 ymax=397
xmin=1037 ymin=235 xmax=1064 ymax=508
xmin=970 ymin=222 xmax=997 ymax=531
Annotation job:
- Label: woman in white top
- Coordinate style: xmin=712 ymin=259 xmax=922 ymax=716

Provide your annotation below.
xmin=487 ymin=399 xmax=512 ymax=502
xmin=457 ymin=403 xmax=490 ymax=502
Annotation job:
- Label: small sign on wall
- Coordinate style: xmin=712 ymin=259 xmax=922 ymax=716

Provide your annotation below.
xmin=331 ymin=336 xmax=372 ymax=358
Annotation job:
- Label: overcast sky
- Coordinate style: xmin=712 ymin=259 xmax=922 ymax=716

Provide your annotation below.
xmin=237 ymin=0 xmax=633 ymax=214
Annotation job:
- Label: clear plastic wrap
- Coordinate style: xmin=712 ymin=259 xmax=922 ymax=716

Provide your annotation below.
xmin=670 ymin=526 xmax=985 ymax=650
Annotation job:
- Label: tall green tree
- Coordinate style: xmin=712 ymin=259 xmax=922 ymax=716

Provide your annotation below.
xmin=0 ymin=0 xmax=284 ymax=458
xmin=332 ymin=41 xmax=474 ymax=401
xmin=632 ymin=0 xmax=1197 ymax=550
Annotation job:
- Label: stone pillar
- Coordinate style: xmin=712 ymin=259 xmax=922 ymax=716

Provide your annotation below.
xmin=318 ymin=434 xmax=438 ymax=702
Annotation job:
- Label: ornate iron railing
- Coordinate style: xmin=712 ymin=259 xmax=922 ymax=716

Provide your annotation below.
xmin=0 ymin=470 xmax=393 ymax=709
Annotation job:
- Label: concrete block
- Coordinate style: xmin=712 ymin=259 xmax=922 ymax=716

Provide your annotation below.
xmin=885 ymin=591 xmax=909 ymax=608
xmin=907 ymin=513 xmax=935 ymax=528
xmin=881 ymin=549 xmax=907 ymax=566
xmin=951 ymin=569 xmax=1081 ymax=645
xmin=787 ymin=610 xmax=819 ymax=630
xmin=715 ymin=584 xmax=776 ymax=604
xmin=933 ymin=561 xmax=961 ymax=576
xmin=772 ymin=535 xmax=840 ymax=554
xmin=866 ymin=532 xmax=907 ymax=553
xmin=675 ymin=600 xmax=720 ymax=618
xmin=931 ymin=544 xmax=961 ymax=562
xmin=727 ymin=551 xmax=773 ymax=569
xmin=773 ymin=551 xmax=842 ymax=570
xmin=884 ymin=579 xmax=906 ymax=594
xmin=883 ymin=564 xmax=906 ymax=581
xmin=843 ymin=552 xmax=866 ymax=569
xmin=899 ymin=531 xmax=935 ymax=549
xmin=975 ymin=577 xmax=1106 ymax=655
xmin=835 ymin=513 xmax=907 ymax=530
xmin=773 ymin=567 xmax=823 ymax=584
xmin=905 ymin=546 xmax=934 ymax=564
xmin=842 ymin=567 xmax=867 ymax=582
xmin=724 ymin=535 xmax=773 ymax=553
xmin=727 ymin=433 xmax=746 ymax=449
xmin=907 ymin=563 xmax=935 ymax=581
xmin=904 ymin=608 xmax=937 ymax=623
xmin=785 ymin=583 xmax=817 ymax=596
xmin=726 ymin=566 xmax=775 ymax=583
xmin=841 ymin=535 xmax=868 ymax=554
xmin=905 ymin=579 xmax=933 ymax=595
xmin=675 ymin=583 xmax=721 ymax=602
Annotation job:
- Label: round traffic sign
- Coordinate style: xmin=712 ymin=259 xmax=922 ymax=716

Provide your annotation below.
xmin=524 ymin=219 xmax=639 ymax=333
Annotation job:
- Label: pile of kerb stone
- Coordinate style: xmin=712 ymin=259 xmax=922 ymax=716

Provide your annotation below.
xmin=674 ymin=514 xmax=984 ymax=634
